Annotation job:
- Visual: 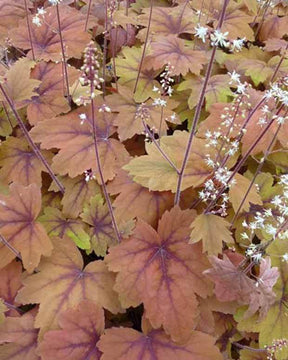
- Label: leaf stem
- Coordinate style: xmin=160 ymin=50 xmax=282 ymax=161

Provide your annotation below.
xmin=142 ymin=120 xmax=180 ymax=174
xmin=174 ymin=0 xmax=230 ymax=205
xmin=91 ymin=99 xmax=121 ymax=243
xmin=55 ymin=4 xmax=71 ymax=105
xmin=85 ymin=0 xmax=92 ymax=31
xmin=0 ymin=84 xmax=65 ymax=194
xmin=0 ymin=233 xmax=22 ymax=261
xmin=24 ymin=0 xmax=35 ymax=61
xmin=133 ymin=0 xmax=153 ymax=94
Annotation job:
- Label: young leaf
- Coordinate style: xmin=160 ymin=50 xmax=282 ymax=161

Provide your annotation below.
xmin=38 ymin=301 xmax=104 ymax=360
xmin=0 ymin=137 xmax=53 ymax=187
xmin=190 ymin=214 xmax=234 ymax=256
xmin=229 ymin=174 xmax=262 ymax=213
xmin=10 ymin=5 xmax=90 ymax=61
xmin=98 ymin=328 xmax=222 ymax=360
xmin=39 ymin=207 xmax=90 ymax=250
xmin=56 ymin=176 xmax=100 ymax=219
xmin=16 ymin=237 xmax=122 ymax=337
xmin=0 ymin=183 xmax=53 ymax=273
xmin=106 ymin=206 xmax=213 ymax=342
xmin=115 ymin=46 xmax=160 ymax=102
xmin=0 ymin=311 xmax=39 ymax=360
xmin=124 ymin=131 xmax=211 ymax=193
xmin=80 ymin=194 xmax=115 ymax=257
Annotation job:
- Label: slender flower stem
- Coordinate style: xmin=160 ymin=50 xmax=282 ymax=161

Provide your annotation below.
xmin=55 ymin=4 xmax=71 ymax=105
xmin=205 ymin=105 xmax=284 ymax=214
xmin=24 ymin=0 xmax=35 ymax=61
xmin=85 ymin=0 xmax=92 ymax=31
xmin=174 ymin=0 xmax=230 ymax=206
xmin=233 ymin=342 xmax=267 ymax=353
xmin=102 ymin=0 xmax=109 ymax=97
xmin=270 ymin=43 xmax=288 ymax=83
xmin=230 ymin=118 xmax=284 ymax=228
xmin=90 ymin=100 xmax=121 ymax=243
xmin=133 ymin=0 xmax=153 ymax=94
xmin=0 ymin=234 xmax=22 ymax=261
xmin=0 ymin=84 xmax=65 ymax=194
xmin=3 ymin=300 xmax=25 ymax=314
xmin=142 ymin=120 xmax=180 ymax=174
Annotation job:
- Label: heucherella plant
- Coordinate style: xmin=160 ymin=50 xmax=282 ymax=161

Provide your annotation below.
xmin=0 ymin=0 xmax=288 ymax=359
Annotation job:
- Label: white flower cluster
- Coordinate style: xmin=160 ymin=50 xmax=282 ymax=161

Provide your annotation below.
xmin=242 ymin=175 xmax=288 ymax=261
xmin=194 ymin=25 xmax=246 ymax=52
xmin=48 ymin=0 xmax=62 ymax=5
xmin=265 ymin=82 xmax=288 ymax=108
xmin=32 ymin=7 xmax=46 ymax=27
xmin=152 ymin=63 xmax=175 ymax=108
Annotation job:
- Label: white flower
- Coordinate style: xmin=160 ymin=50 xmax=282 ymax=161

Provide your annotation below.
xmin=236 ymin=83 xmax=247 ymax=94
xmin=48 ymin=0 xmax=62 ymax=5
xmin=37 ymin=7 xmax=46 ymax=15
xmin=230 ymin=38 xmax=246 ymax=52
xmin=228 ymin=70 xmax=241 ymax=84
xmin=194 ymin=24 xmax=209 ymax=43
xmin=210 ymin=29 xmax=229 ymax=47
xmin=282 ymin=253 xmax=288 ymax=262
xmin=32 ymin=15 xmax=42 ymax=27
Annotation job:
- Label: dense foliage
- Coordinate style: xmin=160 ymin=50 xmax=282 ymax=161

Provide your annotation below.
xmin=0 ymin=0 xmax=287 ymax=359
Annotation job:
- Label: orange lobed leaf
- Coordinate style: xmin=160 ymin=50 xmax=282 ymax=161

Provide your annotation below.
xmin=10 ymin=5 xmax=90 ymax=61
xmin=30 ymin=101 xmax=130 ymax=182
xmin=106 ymin=206 xmax=213 ymax=342
xmin=123 ymin=131 xmax=211 ymax=193
xmin=16 ymin=237 xmax=122 ymax=337
xmin=107 ymin=169 xmax=174 ymax=228
xmin=0 ymin=311 xmax=39 ymax=360
xmin=145 ymin=35 xmax=208 ymax=76
xmin=0 ymin=0 xmax=27 ymax=45
xmin=137 ymin=5 xmax=197 ymax=42
xmin=27 ymin=62 xmax=80 ymax=125
xmin=0 ymin=58 xmax=41 ymax=107
xmin=98 ymin=327 xmax=222 ymax=360
xmin=38 ymin=300 xmax=104 ymax=360
xmin=0 ymin=183 xmax=52 ymax=273
xmin=190 ymin=213 xmax=234 ymax=256
xmin=0 ymin=137 xmax=53 ymax=187
xmin=0 ymin=261 xmax=22 ymax=313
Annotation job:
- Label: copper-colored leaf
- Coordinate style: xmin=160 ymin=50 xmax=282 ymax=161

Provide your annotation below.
xmin=123 ymin=131 xmax=211 ymax=193
xmin=146 ymin=36 xmax=208 ymax=76
xmin=137 ymin=5 xmax=197 ymax=41
xmin=0 ymin=261 xmax=22 ymax=310
xmin=258 ymin=15 xmax=288 ymax=41
xmin=56 ymin=176 xmax=100 ymax=219
xmin=10 ymin=5 xmax=90 ymax=61
xmin=80 ymin=194 xmax=115 ymax=257
xmin=0 ymin=183 xmax=52 ymax=273
xmin=0 ymin=0 xmax=27 ymax=45
xmin=98 ymin=327 xmax=222 ymax=360
xmin=106 ymin=85 xmax=179 ymax=141
xmin=27 ymin=62 xmax=80 ymax=125
xmin=38 ymin=300 xmax=104 ymax=360
xmin=30 ymin=102 xmax=129 ymax=182
xmin=190 ymin=214 xmax=234 ymax=255
xmin=0 ymin=58 xmax=40 ymax=106
xmin=16 ymin=237 xmax=121 ymax=337
xmin=107 ymin=169 xmax=174 ymax=227
xmin=106 ymin=206 xmax=213 ymax=342
xmin=0 ymin=311 xmax=39 ymax=360
xmin=0 ymin=137 xmax=52 ymax=187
